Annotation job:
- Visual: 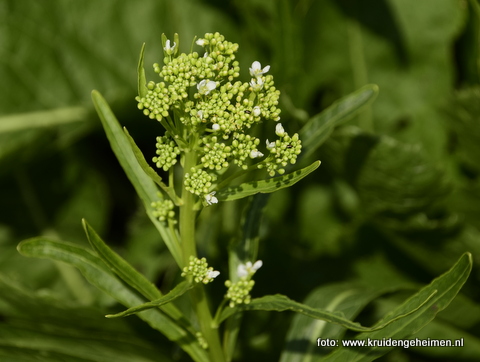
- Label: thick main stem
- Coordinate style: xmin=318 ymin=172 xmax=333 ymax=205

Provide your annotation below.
xmin=180 ymin=150 xmax=225 ymax=362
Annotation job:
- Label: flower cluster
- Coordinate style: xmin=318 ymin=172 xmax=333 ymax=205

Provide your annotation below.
xmin=136 ymin=32 xmax=302 ymax=206
xmin=151 ymin=197 xmax=175 ymax=223
xmin=184 ymin=168 xmax=217 ymax=196
xmin=262 ymin=126 xmax=302 ymax=176
xmin=152 ymin=134 xmax=180 ymax=171
xmin=225 ymin=260 xmax=262 ymax=308
xmin=181 ymin=256 xmax=220 ymax=284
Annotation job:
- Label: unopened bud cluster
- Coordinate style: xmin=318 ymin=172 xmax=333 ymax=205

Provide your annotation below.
xmin=225 ymin=260 xmax=262 ymax=308
xmin=151 ymin=197 xmax=175 ymax=222
xmin=136 ymin=32 xmax=302 ymax=204
xmin=184 ymin=168 xmax=217 ymax=196
xmin=225 ymin=279 xmax=255 ymax=307
xmin=152 ymin=134 xmax=180 ymax=171
xmin=181 ymin=256 xmax=220 ymax=284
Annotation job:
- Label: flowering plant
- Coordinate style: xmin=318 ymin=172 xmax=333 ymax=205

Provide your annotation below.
xmin=16 ymin=32 xmax=472 ymax=362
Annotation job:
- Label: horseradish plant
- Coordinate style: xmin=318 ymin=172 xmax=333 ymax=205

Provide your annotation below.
xmin=19 ymin=32 xmax=470 ymax=362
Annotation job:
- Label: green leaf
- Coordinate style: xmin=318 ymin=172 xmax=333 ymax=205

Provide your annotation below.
xmin=0 ymin=275 xmax=172 ymax=362
xmin=123 ymin=127 xmax=179 ymax=204
xmin=280 ymin=283 xmax=397 ymax=362
xmin=0 ymin=107 xmax=88 ymax=133
xmin=82 ymin=219 xmax=162 ymax=301
xmin=137 ymin=43 xmax=148 ymax=98
xmin=91 ymin=90 xmax=182 ymax=266
xmin=322 ymin=252 xmax=472 ymax=362
xmin=299 ymin=84 xmax=379 ymax=159
xmin=216 ymin=160 xmax=320 ymax=201
xmin=16 ymin=237 xmax=209 ymax=362
xmin=82 ymin=220 xmax=196 ymax=342
xmin=216 ymin=291 xmax=435 ymax=332
xmin=106 ymin=281 xmax=194 ymax=318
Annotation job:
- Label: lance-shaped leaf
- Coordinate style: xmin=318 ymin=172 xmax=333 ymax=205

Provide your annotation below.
xmin=137 ymin=43 xmax=148 ymax=98
xmin=0 ymin=275 xmax=171 ymax=362
xmin=322 ymin=252 xmax=472 ymax=362
xmin=299 ymin=84 xmax=379 ymax=159
xmin=280 ymin=283 xmax=397 ymax=362
xmin=91 ymin=90 xmax=182 ymax=266
xmin=124 ymin=128 xmax=180 ymax=204
xmin=216 ymin=161 xmax=320 ymax=201
xmin=106 ymin=281 xmax=194 ymax=318
xmin=83 ymin=219 xmax=162 ymax=300
xmin=215 ymin=291 xmax=435 ymax=332
xmin=17 ymin=237 xmax=209 ymax=362
xmin=82 ymin=219 xmax=190 ymax=331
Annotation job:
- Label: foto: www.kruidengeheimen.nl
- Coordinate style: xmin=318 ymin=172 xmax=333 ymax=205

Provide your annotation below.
xmin=317 ymin=337 xmax=464 ymax=348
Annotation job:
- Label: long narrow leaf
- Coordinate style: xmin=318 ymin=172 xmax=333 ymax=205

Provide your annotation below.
xmin=16 ymin=238 xmax=209 ymax=362
xmin=299 ymin=84 xmax=379 ymax=158
xmin=137 ymin=43 xmax=148 ymax=98
xmin=216 ymin=291 xmax=435 ymax=332
xmin=83 ymin=219 xmax=162 ymax=300
xmin=106 ymin=281 xmax=194 ymax=318
xmin=91 ymin=90 xmax=182 ymax=266
xmin=216 ymin=161 xmax=320 ymax=201
xmin=82 ymin=219 xmax=191 ymax=332
xmin=0 ymin=107 xmax=88 ymax=133
xmin=280 ymin=283 xmax=403 ymax=362
xmin=322 ymin=252 xmax=472 ymax=362
xmin=82 ymin=219 xmax=162 ymax=299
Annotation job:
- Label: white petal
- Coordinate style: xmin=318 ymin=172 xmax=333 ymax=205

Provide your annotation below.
xmin=207 ymin=270 xmax=220 ymax=279
xmin=253 ymin=106 xmax=261 ymax=117
xmin=205 ymin=192 xmax=218 ymax=205
xmin=237 ymin=264 xmax=248 ymax=278
xmin=249 ymin=61 xmax=261 ymax=76
xmin=275 ymin=123 xmax=285 ymax=137
xmin=206 ymin=81 xmax=217 ymax=91
xmin=252 ymin=260 xmax=263 ymax=271
xmin=266 ymin=139 xmax=275 ymax=150
xmin=250 ymin=150 xmax=264 ymax=159
xmin=212 ymin=123 xmax=220 ymax=131
xmin=196 ymin=39 xmax=206 ymax=46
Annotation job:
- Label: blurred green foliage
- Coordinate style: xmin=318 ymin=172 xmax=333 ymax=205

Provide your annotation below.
xmin=1 ymin=0 xmax=480 ymax=361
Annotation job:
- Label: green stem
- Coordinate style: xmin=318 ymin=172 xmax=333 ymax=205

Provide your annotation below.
xmin=180 ymin=150 xmax=225 ymax=362
xmin=180 ymin=151 xmax=198 ymax=263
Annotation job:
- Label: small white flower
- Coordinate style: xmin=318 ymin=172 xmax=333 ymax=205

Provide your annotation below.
xmin=197 ymin=79 xmax=217 ymax=95
xmin=250 ymin=77 xmax=264 ymax=92
xmin=207 ymin=270 xmax=220 ymax=279
xmin=275 ymin=123 xmax=285 ymax=137
xmin=205 ymin=191 xmax=218 ymax=206
xmin=196 ymin=38 xmax=206 ymax=46
xmin=204 ymin=52 xmax=209 ymax=58
xmin=164 ymin=39 xmax=176 ymax=53
xmin=212 ymin=123 xmax=220 ymax=131
xmin=237 ymin=260 xmax=263 ymax=278
xmin=197 ymin=110 xmax=204 ymax=120
xmin=249 ymin=61 xmax=270 ymax=78
xmin=250 ymin=150 xmax=264 ymax=159
xmin=253 ymin=106 xmax=261 ymax=117
xmin=266 ymin=139 xmax=275 ymax=150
